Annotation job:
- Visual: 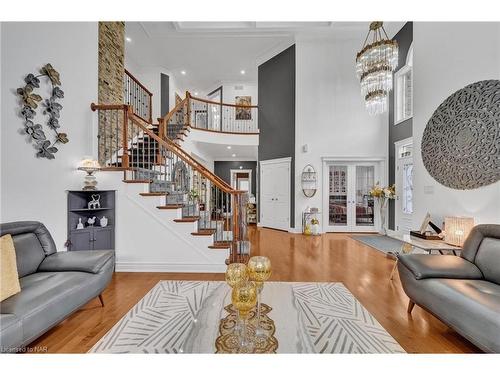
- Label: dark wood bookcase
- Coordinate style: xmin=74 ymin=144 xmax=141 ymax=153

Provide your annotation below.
xmin=67 ymin=190 xmax=116 ymax=251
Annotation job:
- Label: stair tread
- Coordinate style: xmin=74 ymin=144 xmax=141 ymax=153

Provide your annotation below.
xmin=173 ymin=217 xmax=199 ymax=223
xmin=191 ymin=229 xmax=216 ymax=236
xmin=209 ymin=241 xmax=232 ymax=249
xmin=123 ymin=179 xmax=152 ymax=183
xmin=157 ymin=204 xmax=184 ymax=209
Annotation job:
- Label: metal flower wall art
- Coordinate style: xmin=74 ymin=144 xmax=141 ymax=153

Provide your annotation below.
xmin=16 ymin=63 xmax=69 ymax=159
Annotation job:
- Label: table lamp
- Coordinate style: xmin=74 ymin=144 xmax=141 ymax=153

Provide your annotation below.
xmin=444 ymin=217 xmax=474 ymax=247
xmin=78 ymin=158 xmax=101 ymax=190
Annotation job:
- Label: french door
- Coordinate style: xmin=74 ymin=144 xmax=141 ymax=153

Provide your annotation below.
xmin=323 ymin=161 xmax=380 ymax=232
xmin=395 ymin=138 xmax=413 ymax=234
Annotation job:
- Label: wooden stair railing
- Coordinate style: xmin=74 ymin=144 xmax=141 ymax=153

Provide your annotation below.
xmin=159 ymin=91 xmax=259 ymax=137
xmin=124 ymin=69 xmax=153 ymax=124
xmin=91 ymin=103 xmax=249 ymax=264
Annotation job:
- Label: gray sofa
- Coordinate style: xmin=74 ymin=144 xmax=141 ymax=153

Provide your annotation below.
xmin=398 ymin=224 xmax=500 ymax=353
xmin=0 ymin=221 xmax=114 ymax=353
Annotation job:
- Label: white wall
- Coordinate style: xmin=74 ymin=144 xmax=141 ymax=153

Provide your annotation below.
xmin=124 ymin=56 xmax=184 ymax=120
xmin=1 ymin=22 xmax=98 ymax=249
xmin=294 ymin=38 xmax=388 ymax=230
xmin=413 ymin=22 xmax=500 ymax=227
xmin=205 ymin=82 xmax=258 ymax=105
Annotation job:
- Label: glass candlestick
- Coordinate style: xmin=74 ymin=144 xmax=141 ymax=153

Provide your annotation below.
xmin=225 ymin=263 xmax=248 ymax=336
xmin=231 ymin=281 xmax=257 ymax=352
xmin=247 ymin=256 xmax=272 ymax=339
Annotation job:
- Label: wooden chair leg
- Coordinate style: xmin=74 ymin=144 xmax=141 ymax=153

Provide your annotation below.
xmin=389 ymin=260 xmax=398 ymax=280
xmin=407 ymin=300 xmax=415 ymax=314
xmin=98 ymin=294 xmax=105 ymax=307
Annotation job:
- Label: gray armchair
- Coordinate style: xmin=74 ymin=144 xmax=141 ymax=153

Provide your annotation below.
xmin=398 ymin=224 xmax=500 ymax=353
xmin=0 ymin=221 xmax=114 ymax=352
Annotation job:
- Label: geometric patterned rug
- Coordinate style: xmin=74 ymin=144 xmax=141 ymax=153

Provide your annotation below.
xmin=90 ymin=281 xmax=404 ymax=354
xmin=292 ymin=283 xmax=405 ymax=353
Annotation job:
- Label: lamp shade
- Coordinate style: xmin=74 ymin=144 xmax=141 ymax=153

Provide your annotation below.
xmin=444 ymin=217 xmax=474 ymax=247
xmin=79 ymin=158 xmax=100 ymax=170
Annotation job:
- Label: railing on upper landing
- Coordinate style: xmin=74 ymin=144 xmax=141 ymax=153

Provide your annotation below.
xmin=158 ymin=91 xmax=259 ymax=141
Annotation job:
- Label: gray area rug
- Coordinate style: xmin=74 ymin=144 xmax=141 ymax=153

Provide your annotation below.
xmin=90 ymin=280 xmax=404 ymax=354
xmin=350 ymin=235 xmax=406 ymax=255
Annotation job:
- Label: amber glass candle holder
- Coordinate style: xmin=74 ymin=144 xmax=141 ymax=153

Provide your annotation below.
xmin=247 ymin=256 xmax=272 ymax=339
xmin=231 ymin=280 xmax=257 ymax=352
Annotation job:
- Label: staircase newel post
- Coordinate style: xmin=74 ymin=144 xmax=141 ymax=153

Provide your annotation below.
xmin=157 ymin=117 xmax=165 ymax=164
xmin=232 ymin=192 xmax=240 ymax=262
xmin=121 ymin=105 xmax=130 ymax=169
xmin=185 ymin=91 xmax=191 ymax=128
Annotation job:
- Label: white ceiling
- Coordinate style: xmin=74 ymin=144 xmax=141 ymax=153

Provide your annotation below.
xmin=125 ymin=21 xmax=405 ymax=94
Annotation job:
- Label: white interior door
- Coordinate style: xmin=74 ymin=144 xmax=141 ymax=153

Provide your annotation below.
xmin=324 ymin=161 xmax=379 ymax=232
xmin=259 ymin=158 xmax=291 ymax=231
xmin=395 ymin=138 xmax=414 ymax=234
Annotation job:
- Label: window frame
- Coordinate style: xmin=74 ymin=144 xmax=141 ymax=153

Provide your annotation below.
xmin=393 ymin=44 xmax=413 ymax=125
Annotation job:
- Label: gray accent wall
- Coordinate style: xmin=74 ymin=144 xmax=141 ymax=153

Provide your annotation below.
xmin=258 ymin=45 xmax=296 ymax=227
xmin=214 ymin=161 xmax=257 ymax=196
xmin=160 ymin=73 xmax=170 ymax=117
xmin=388 ymin=22 xmax=413 ymax=230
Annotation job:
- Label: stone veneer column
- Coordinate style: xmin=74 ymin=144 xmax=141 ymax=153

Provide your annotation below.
xmin=98 ymin=22 xmax=125 ymax=165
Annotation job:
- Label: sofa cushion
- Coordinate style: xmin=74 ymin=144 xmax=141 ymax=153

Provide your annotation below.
xmin=474 ymin=237 xmax=500 ymax=284
xmin=38 ymin=250 xmax=114 ymax=274
xmin=0 ymin=314 xmax=22 ymax=352
xmin=409 ymin=278 xmax=500 ymax=353
xmin=12 ymin=233 xmax=46 ymax=278
xmin=0 ymin=221 xmax=58 ymax=277
xmin=0 ymin=235 xmax=21 ymax=302
xmin=397 ymin=254 xmax=483 ymax=280
xmin=0 ymin=272 xmax=104 ymax=344
xmin=461 ymin=224 xmax=500 ymax=263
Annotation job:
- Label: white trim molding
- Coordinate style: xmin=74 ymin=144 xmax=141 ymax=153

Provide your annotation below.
xmin=115 ymin=262 xmax=227 ymax=273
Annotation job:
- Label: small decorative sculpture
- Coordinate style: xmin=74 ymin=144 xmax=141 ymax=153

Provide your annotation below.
xmin=88 ymin=194 xmax=101 ymax=209
xmin=100 ymin=216 xmax=108 ymax=227
xmin=15 ymin=63 xmax=68 ymax=159
xmin=76 ymin=218 xmax=84 ymax=230
xmin=87 ymin=217 xmax=96 ymax=226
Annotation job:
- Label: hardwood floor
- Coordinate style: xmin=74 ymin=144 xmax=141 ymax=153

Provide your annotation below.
xmin=27 ymin=227 xmax=480 ymax=353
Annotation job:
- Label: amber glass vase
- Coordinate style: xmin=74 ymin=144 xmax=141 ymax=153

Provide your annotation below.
xmin=225 ymin=263 xmax=249 ymax=336
xmin=231 ymin=281 xmax=257 ymax=352
xmin=247 ymin=256 xmax=271 ymax=338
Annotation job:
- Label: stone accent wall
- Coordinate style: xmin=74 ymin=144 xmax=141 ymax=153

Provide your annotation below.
xmin=98 ymin=22 xmax=125 ymax=164
xmin=98 ymin=22 xmax=124 ymax=104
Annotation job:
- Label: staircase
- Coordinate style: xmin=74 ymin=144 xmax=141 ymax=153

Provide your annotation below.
xmin=91 ymin=88 xmax=250 ymax=266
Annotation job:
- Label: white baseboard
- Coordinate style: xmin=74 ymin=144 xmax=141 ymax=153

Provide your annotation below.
xmin=115 ymin=262 xmax=226 ymax=273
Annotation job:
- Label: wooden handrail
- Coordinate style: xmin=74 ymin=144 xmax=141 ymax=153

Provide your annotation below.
xmin=162 ymin=96 xmax=188 ymax=125
xmin=189 ymin=94 xmax=258 ymax=108
xmin=125 ymin=69 xmax=153 ymax=96
xmin=130 ymin=113 xmax=243 ymax=195
xmin=91 ymin=103 xmax=129 ymax=111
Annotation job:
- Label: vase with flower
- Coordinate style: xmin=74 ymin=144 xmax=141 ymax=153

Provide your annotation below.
xmin=369 ymin=182 xmax=396 ymax=235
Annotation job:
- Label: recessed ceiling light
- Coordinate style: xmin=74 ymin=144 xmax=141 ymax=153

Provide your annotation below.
xmin=125 ymin=36 xmax=132 ymax=42
xmin=239 ymin=166 xmax=243 ymax=169
xmin=181 ymin=70 xmax=186 ymax=75
xmin=227 ymin=146 xmax=232 ymax=149
xmin=194 ymin=92 xmax=198 ymax=96
xmin=240 ymin=70 xmax=246 ymax=75
xmin=232 ymin=153 xmax=236 ymax=157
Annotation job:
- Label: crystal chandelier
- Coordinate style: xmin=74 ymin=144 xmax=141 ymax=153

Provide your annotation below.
xmin=356 ymin=21 xmax=398 ymax=115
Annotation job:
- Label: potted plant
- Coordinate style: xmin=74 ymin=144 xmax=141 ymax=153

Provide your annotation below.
xmin=369 ymin=182 xmax=395 ymax=235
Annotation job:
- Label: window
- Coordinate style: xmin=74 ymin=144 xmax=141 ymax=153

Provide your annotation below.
xmin=394 ymin=44 xmax=413 ymax=124
xmin=402 ymin=163 xmax=413 ymax=214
